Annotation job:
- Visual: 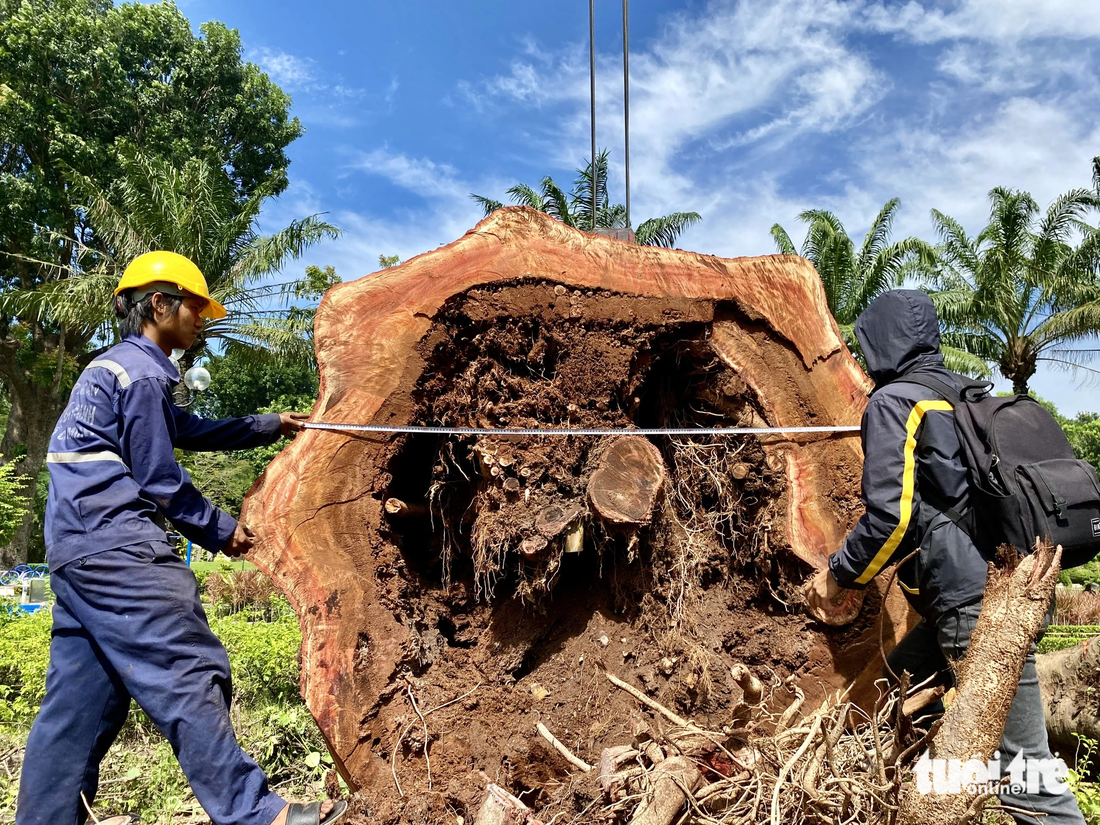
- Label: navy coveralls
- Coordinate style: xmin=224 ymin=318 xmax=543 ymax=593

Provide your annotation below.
xmin=830 ymin=290 xmax=1084 ymax=825
xmin=17 ymin=334 xmax=286 ymax=825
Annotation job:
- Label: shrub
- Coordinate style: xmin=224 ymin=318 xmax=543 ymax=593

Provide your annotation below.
xmin=1055 ymin=590 xmax=1100 ymax=626
xmin=206 ymin=568 xmax=278 ymax=618
xmin=0 ymin=456 xmax=30 ymax=545
xmin=1038 ymin=625 xmax=1100 ymax=654
xmin=1060 ymin=558 xmax=1100 ymax=588
xmin=210 ymin=608 xmax=302 ymax=705
xmin=0 ymin=607 xmax=53 ymax=727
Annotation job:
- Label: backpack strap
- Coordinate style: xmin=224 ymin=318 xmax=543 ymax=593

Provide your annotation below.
xmin=890 ymin=371 xmax=976 ymax=538
xmin=891 ymin=372 xmax=962 ymax=404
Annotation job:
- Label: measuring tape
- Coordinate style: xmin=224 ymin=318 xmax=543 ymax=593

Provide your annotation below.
xmin=302 ymin=422 xmax=862 ymax=437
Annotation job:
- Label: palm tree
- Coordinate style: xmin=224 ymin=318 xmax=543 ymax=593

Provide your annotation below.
xmin=769 ymin=199 xmax=968 ymax=369
xmin=5 ymin=151 xmax=340 ymax=367
xmin=471 ymin=150 xmax=701 ymax=249
xmin=922 ymin=187 xmax=1100 ymax=394
xmin=0 ymin=151 xmax=338 ymax=562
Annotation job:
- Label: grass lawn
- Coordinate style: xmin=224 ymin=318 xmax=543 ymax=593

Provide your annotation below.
xmin=188 ymin=558 xmax=257 ymax=575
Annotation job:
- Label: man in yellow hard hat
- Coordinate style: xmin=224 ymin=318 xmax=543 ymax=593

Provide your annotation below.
xmin=17 ymin=251 xmax=347 ymax=825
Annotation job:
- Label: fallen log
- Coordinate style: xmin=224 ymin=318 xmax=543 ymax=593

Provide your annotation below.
xmin=897 ymin=543 xmax=1063 ymax=825
xmin=243 ymin=207 xmax=915 ymax=819
xmin=1038 ymin=635 xmax=1100 ymax=750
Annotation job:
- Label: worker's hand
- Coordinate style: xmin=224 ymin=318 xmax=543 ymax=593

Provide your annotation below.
xmin=803 ymin=567 xmax=864 ymax=626
xmin=221 ymin=523 xmax=255 ymax=557
xmin=279 ymin=412 xmax=309 ymax=437
xmin=805 ymin=567 xmax=841 ymax=614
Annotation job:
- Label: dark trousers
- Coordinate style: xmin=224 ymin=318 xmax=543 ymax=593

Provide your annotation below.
xmin=15 ymin=542 xmax=285 ymax=825
xmin=887 ymin=600 xmax=1085 ymax=825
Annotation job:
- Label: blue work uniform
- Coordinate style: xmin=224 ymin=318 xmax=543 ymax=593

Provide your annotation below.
xmin=829 ymin=290 xmax=1084 ymax=825
xmin=17 ymin=334 xmax=287 ymax=825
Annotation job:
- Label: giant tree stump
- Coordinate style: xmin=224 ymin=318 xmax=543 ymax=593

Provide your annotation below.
xmin=243 ymin=208 xmax=913 ymax=822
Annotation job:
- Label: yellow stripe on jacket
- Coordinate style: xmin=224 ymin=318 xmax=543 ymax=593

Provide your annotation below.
xmin=853 ymin=399 xmax=954 ymax=585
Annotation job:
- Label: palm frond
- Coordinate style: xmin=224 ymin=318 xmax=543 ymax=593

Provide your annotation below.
xmin=941 ymin=345 xmax=993 ymax=379
xmin=857 ymin=198 xmax=901 ymax=274
xmin=540 ymin=178 xmax=576 ymax=227
xmin=634 ymin=212 xmax=702 ymax=248
xmin=230 ymin=216 xmax=340 ymax=288
xmin=571 ymin=150 xmax=610 ymax=230
xmin=470 ymin=194 xmax=504 ymax=217
xmin=506 ymin=183 xmax=545 ymax=213
xmin=770 ymin=224 xmax=798 ymax=255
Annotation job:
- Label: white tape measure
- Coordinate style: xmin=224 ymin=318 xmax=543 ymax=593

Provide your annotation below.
xmin=302 ymin=422 xmax=861 ymax=437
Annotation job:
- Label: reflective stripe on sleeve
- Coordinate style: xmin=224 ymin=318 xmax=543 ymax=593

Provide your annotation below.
xmin=853 ymin=399 xmax=954 ymax=585
xmin=46 ymin=450 xmax=127 ymax=465
xmin=86 ymin=359 xmax=132 ymax=388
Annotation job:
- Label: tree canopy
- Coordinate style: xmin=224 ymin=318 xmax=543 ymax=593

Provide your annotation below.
xmin=769 ymin=199 xmax=972 ymax=369
xmin=922 ymin=187 xmax=1100 ymax=393
xmin=0 ymin=0 xmax=306 ymax=564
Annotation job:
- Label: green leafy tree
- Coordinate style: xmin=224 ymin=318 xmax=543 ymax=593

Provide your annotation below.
xmin=192 ymin=347 xmax=319 ymax=422
xmin=0 ymin=0 xmax=302 ymax=565
xmin=769 ymin=199 xmax=963 ymax=369
xmin=182 ymin=346 xmax=320 ymax=520
xmin=923 ymin=187 xmax=1100 ymax=394
xmin=0 ymin=455 xmax=28 ymax=544
xmin=378 ymin=254 xmax=401 ymax=269
xmin=1064 ymin=412 xmax=1100 ymax=474
xmin=471 ymin=150 xmax=701 ymax=248
xmin=10 ymin=153 xmax=340 ymax=368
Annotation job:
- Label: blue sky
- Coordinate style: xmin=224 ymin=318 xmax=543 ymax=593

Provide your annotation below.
xmin=181 ymin=0 xmax=1100 ymax=414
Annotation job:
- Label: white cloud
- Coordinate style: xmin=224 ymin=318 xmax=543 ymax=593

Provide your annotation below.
xmin=864 ymin=0 xmax=1100 ymax=44
xmin=277 ymin=0 xmax=1100 ymax=412
xmin=246 ymin=47 xmax=369 ymax=114
xmin=347 ymin=149 xmax=470 ymax=203
xmin=271 ymin=148 xmax=513 ymax=282
xmin=248 ymin=47 xmax=317 ymax=89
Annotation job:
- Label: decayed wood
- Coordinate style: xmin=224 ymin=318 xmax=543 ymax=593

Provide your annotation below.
xmin=897 ymin=543 xmax=1062 ymax=825
xmin=1038 ymin=637 xmax=1100 ymax=749
xmin=384 ymin=497 xmax=426 ymax=518
xmin=243 ymin=207 xmax=899 ymax=799
xmin=588 ymin=435 xmax=667 ymax=526
xmin=475 ymin=783 xmax=545 ymax=825
xmin=628 ymin=756 xmax=702 ymax=825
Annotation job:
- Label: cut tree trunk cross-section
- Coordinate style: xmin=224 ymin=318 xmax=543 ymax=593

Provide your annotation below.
xmin=244 ymin=207 xmax=915 ymax=824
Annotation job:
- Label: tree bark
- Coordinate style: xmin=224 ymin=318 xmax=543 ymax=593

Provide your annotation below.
xmin=897 ymin=544 xmax=1062 ymax=825
xmin=1037 ymin=637 xmax=1100 ymax=751
xmin=0 ymin=337 xmax=68 ymax=566
xmin=243 ymin=207 xmax=911 ymax=817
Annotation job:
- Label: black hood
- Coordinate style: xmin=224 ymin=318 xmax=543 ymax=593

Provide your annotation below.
xmin=854 ymin=289 xmax=943 ymax=386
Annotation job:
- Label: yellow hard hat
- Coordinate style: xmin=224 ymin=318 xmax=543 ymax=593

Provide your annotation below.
xmin=115 ymin=251 xmax=226 ymax=320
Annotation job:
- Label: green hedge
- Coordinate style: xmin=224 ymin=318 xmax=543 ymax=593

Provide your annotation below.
xmin=0 ymin=599 xmax=303 ymax=729
xmin=1038 ymin=625 xmax=1100 ymax=654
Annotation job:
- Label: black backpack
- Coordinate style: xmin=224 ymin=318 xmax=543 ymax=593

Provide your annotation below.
xmin=895 ymin=371 xmax=1100 ymax=567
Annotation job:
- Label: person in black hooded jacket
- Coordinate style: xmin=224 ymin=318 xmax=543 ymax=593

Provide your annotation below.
xmin=806 ymin=289 xmax=1084 ymax=824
